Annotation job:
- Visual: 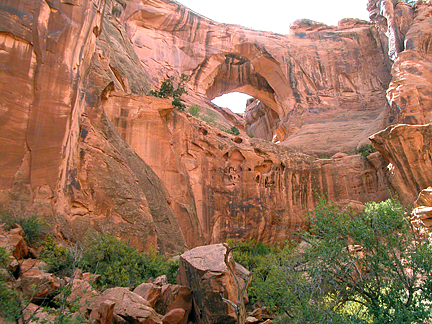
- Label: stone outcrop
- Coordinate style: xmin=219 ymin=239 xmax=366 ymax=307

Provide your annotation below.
xmin=133 ymin=276 xmax=192 ymax=324
xmin=105 ymin=91 xmax=391 ymax=245
xmin=0 ymin=225 xmax=29 ymax=260
xmin=178 ymin=244 xmax=250 ymax=324
xmin=370 ymin=124 xmax=432 ymax=205
xmin=88 ymin=287 xmax=163 ymax=324
xmin=0 ymin=0 xmax=186 ymax=254
xmin=125 ymin=0 xmax=392 ymax=155
xmin=372 ymin=0 xmax=432 ymax=125
xmin=412 ymin=187 xmax=432 ymax=228
xmin=19 ymin=259 xmax=62 ymax=303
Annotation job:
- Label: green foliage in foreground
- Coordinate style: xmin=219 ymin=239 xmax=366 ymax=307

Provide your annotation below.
xmin=40 ymin=234 xmax=79 ymax=277
xmin=80 ymin=234 xmax=178 ymax=289
xmin=0 ymin=248 xmax=23 ymax=322
xmin=244 ymin=198 xmax=432 ymax=323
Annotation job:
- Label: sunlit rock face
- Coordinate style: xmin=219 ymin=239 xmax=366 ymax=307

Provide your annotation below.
xmin=124 ymin=1 xmax=393 ymax=156
xmin=105 ymin=93 xmax=391 ymax=245
xmin=370 ymin=124 xmax=432 ymax=206
xmin=0 ymin=0 xmax=186 ymax=254
xmin=2 ymin=0 xmax=431 ymax=251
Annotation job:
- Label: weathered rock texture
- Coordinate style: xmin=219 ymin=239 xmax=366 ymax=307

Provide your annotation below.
xmin=370 ymin=124 xmax=432 ymax=205
xmin=412 ymin=187 xmax=432 ymax=228
xmin=0 ymin=0 xmax=186 ymax=254
xmin=178 ymin=244 xmax=249 ymax=324
xmin=2 ymin=0 xmax=431 ymax=252
xmin=125 ymin=1 xmax=392 ymax=155
xmin=105 ymin=92 xmax=390 ymax=245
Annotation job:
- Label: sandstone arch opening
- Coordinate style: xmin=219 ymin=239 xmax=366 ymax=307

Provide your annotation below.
xmin=212 ymin=92 xmax=252 ymax=114
xmin=193 ymin=49 xmax=292 ymax=142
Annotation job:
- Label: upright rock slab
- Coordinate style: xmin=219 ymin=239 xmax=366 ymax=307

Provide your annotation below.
xmin=178 ymin=244 xmax=250 ymax=324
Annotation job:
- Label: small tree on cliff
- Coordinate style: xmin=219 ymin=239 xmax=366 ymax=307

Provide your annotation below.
xmin=149 ymin=74 xmax=188 ymax=111
xmin=255 ymin=198 xmax=432 ymax=323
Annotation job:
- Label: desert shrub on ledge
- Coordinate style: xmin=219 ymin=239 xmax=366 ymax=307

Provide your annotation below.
xmin=149 ymin=74 xmax=188 ymax=111
xmin=355 ymin=143 xmax=376 ymax=157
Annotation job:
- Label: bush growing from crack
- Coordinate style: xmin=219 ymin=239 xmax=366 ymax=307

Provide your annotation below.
xmin=149 ymin=74 xmax=188 ymax=111
xmin=224 ymin=126 xmax=240 ymax=136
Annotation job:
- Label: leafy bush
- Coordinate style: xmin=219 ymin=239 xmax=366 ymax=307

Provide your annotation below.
xmin=355 ymin=143 xmax=376 ymax=158
xmin=0 ymin=247 xmax=23 ymax=322
xmin=201 ymin=110 xmax=217 ymax=126
xmin=80 ymin=234 xmax=178 ymax=289
xmin=0 ymin=213 xmax=49 ymax=246
xmin=149 ymin=74 xmax=188 ymax=111
xmin=227 ymin=239 xmax=280 ymax=306
xmin=188 ymin=105 xmax=201 ymax=117
xmin=254 ymin=198 xmax=432 ymax=323
xmin=224 ymin=126 xmax=240 ymax=136
xmin=172 ymin=98 xmax=186 ymax=111
xmin=40 ymin=234 xmax=79 ymax=277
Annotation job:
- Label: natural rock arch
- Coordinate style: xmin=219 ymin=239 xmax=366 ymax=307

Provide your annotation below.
xmin=192 ymin=43 xmax=296 ymax=115
xmin=191 ymin=44 xmax=297 ymax=141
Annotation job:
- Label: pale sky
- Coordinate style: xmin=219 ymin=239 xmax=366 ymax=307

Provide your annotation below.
xmin=177 ymin=0 xmax=370 ymax=112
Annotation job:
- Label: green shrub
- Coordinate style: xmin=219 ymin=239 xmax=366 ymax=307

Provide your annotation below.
xmin=80 ymin=234 xmax=178 ymax=289
xmin=172 ymin=98 xmax=186 ymax=111
xmin=201 ymin=110 xmax=217 ymax=126
xmin=0 ymin=247 xmax=24 ymax=322
xmin=149 ymin=74 xmax=188 ymax=111
xmin=0 ymin=213 xmax=49 ymax=245
xmin=224 ymin=126 xmax=240 ymax=136
xmin=255 ymin=198 xmax=432 ymax=323
xmin=40 ymin=234 xmax=79 ymax=277
xmin=355 ymin=143 xmax=376 ymax=158
xmin=227 ymin=239 xmax=280 ymax=306
xmin=188 ymin=105 xmax=201 ymax=117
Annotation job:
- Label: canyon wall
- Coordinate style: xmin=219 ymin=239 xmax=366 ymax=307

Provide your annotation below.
xmin=123 ymin=0 xmax=393 ymax=155
xmin=1 ymin=0 xmax=431 ymax=252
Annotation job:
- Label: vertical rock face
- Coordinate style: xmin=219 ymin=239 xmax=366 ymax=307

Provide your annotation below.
xmin=178 ymin=244 xmax=249 ymax=324
xmin=3 ymin=0 xmax=430 ymax=252
xmin=105 ymin=94 xmax=390 ymax=245
xmin=370 ymin=124 xmax=432 ymax=206
xmin=0 ymin=0 xmax=186 ymax=254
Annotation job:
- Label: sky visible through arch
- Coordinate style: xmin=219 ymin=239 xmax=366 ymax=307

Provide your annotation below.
xmin=177 ymin=0 xmax=370 ymax=113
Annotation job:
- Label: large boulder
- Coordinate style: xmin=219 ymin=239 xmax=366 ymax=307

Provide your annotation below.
xmin=18 ymin=259 xmax=61 ymax=303
xmin=88 ymin=287 xmax=162 ymax=324
xmin=178 ymin=244 xmax=250 ymax=324
xmin=412 ymin=187 xmax=432 ymax=228
xmin=0 ymin=224 xmax=28 ymax=260
xmin=133 ymin=276 xmax=192 ymax=324
xmin=370 ymin=124 xmax=432 ymax=205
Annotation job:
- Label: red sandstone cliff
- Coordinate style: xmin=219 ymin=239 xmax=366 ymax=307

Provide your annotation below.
xmin=0 ymin=0 xmax=431 ymax=252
